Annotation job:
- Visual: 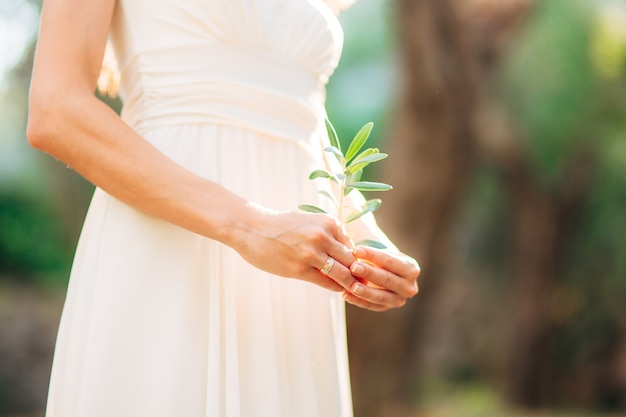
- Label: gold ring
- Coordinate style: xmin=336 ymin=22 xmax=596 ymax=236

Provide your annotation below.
xmin=320 ymin=256 xmax=335 ymax=275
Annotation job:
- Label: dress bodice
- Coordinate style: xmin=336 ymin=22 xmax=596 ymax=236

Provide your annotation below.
xmin=109 ymin=0 xmax=348 ymax=139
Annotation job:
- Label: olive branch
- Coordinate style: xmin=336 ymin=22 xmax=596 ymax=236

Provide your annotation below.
xmin=299 ymin=118 xmax=392 ymax=249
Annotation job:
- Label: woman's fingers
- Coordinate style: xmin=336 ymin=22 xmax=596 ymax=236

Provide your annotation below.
xmin=354 ymin=246 xmax=420 ymax=279
xmin=350 ymin=259 xmax=418 ymax=300
xmin=302 ymin=269 xmax=344 ymax=292
xmin=314 ymin=246 xmax=358 ymax=294
xmin=294 ymin=220 xmax=420 ymax=311
xmin=345 ymin=246 xmax=420 ymax=309
xmin=342 ymin=290 xmax=406 ymax=312
xmin=298 ymin=214 xmax=359 ymax=292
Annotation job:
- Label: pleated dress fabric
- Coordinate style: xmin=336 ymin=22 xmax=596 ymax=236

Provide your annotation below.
xmin=44 ymin=1 xmax=363 ymax=416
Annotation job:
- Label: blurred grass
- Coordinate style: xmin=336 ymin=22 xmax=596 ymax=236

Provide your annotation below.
xmin=413 ymin=382 xmax=621 ymax=417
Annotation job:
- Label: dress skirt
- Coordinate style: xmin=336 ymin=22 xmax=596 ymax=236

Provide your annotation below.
xmin=45 ymin=123 xmax=353 ymax=417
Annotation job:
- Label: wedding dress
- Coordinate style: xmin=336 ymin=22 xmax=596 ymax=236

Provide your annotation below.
xmin=45 ymin=1 xmax=364 ymax=416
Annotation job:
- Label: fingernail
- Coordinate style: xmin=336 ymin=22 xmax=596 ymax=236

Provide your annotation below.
xmin=351 ymin=263 xmax=364 ymax=275
xmin=354 ymin=247 xmax=366 ymax=258
xmin=351 ymin=282 xmax=364 ymax=295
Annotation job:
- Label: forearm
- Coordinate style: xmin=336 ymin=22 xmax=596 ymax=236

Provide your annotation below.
xmin=27 ymin=91 xmax=251 ymax=246
xmin=26 ymin=0 xmax=257 ymax=248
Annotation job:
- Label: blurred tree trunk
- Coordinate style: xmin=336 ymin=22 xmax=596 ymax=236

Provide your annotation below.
xmin=504 ymin=177 xmax=564 ymax=406
xmin=501 ymin=151 xmax=595 ymax=406
xmin=346 ymin=0 xmax=558 ymax=415
xmin=347 ymin=0 xmax=478 ymax=415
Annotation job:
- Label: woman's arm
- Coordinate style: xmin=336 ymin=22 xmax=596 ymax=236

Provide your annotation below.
xmin=29 ymin=0 xmax=417 ymax=311
xmin=28 ymin=0 xmax=362 ymax=294
xmin=28 ymin=0 xmax=237 ymax=243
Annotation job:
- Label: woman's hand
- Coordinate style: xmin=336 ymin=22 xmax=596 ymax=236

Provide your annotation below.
xmin=343 ymin=246 xmax=420 ymax=312
xmin=230 ymin=205 xmax=363 ymax=293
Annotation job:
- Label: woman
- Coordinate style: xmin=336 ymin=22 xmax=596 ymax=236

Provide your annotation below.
xmin=28 ymin=0 xmax=420 ymax=415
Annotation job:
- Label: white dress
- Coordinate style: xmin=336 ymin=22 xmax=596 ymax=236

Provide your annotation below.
xmin=45 ymin=1 xmax=366 ymax=416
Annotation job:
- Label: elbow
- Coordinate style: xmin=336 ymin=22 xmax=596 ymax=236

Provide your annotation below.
xmin=26 ymin=118 xmax=47 ymax=152
xmin=26 ymin=88 xmax=65 ymax=153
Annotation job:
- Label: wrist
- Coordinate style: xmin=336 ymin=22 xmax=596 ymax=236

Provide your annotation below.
xmin=217 ymin=200 xmax=269 ymax=252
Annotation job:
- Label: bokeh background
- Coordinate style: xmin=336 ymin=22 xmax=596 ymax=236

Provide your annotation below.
xmin=1 ymin=0 xmax=625 ymax=416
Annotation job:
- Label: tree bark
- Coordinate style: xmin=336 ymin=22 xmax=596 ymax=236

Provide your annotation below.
xmin=348 ymin=1 xmax=479 ymax=415
xmin=502 ymin=151 xmax=596 ymax=406
xmin=344 ymin=0 xmax=606 ymax=414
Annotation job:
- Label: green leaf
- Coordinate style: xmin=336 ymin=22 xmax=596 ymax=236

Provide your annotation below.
xmin=345 ymin=199 xmax=382 ymax=223
xmin=355 ymin=239 xmax=388 ymax=250
xmin=309 ymin=169 xmax=339 ymax=184
xmin=355 ymin=147 xmax=379 ymax=157
xmin=345 ymin=181 xmax=393 ymax=194
xmin=346 ymin=152 xmax=388 ymax=175
xmin=298 ymin=205 xmax=328 ymax=214
xmin=325 ymin=118 xmax=341 ymax=152
xmin=352 ymin=147 xmax=379 ymax=163
xmin=349 ymin=152 xmax=387 ymax=168
xmin=324 ymin=146 xmax=344 ymax=159
xmin=345 ymin=122 xmax=374 ymax=162
xmin=317 ymin=190 xmax=338 ymax=207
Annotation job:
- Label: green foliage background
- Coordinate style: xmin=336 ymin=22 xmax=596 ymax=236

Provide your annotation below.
xmin=501 ymin=0 xmax=626 ymax=323
xmin=0 ymin=0 xmax=625 ymax=414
